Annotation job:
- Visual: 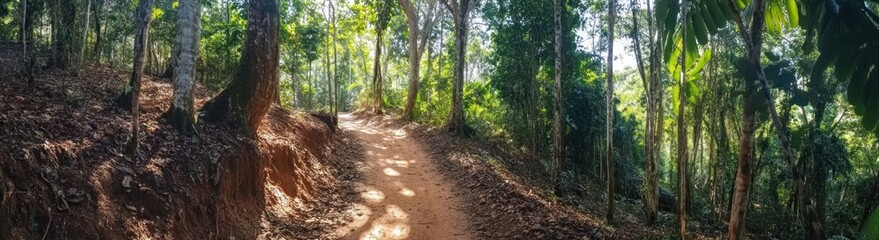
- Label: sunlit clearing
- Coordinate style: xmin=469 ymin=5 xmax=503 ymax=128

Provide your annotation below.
xmin=361 ymin=187 xmax=385 ymax=203
xmin=399 ymin=188 xmax=415 ymax=197
xmin=383 ymin=168 xmax=401 ymax=176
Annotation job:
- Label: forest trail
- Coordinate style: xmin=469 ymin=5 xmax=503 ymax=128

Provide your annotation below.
xmin=332 ymin=113 xmax=473 ymax=240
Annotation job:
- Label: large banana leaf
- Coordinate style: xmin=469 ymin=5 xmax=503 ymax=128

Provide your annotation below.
xmin=802 ymin=0 xmax=879 ymax=135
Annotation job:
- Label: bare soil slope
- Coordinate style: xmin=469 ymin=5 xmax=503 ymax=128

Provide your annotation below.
xmin=0 ymin=43 xmax=360 ymax=239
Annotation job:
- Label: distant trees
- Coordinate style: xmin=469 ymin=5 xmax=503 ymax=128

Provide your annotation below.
xmin=163 ymin=0 xmax=201 ymax=136
xmin=200 ymin=0 xmax=280 ymax=136
xmin=49 ymin=0 xmax=76 ymax=69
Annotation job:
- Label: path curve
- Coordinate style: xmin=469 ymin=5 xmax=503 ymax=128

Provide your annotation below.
xmin=332 ymin=113 xmax=472 ymax=240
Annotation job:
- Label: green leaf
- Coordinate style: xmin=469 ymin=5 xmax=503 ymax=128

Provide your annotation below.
xmin=847 ymin=64 xmax=872 ymax=113
xmin=785 ymin=0 xmax=799 ymax=26
xmin=861 ymin=68 xmax=879 ymax=132
xmin=686 ymin=48 xmax=713 ymax=77
xmin=687 ymin=80 xmax=701 ymax=103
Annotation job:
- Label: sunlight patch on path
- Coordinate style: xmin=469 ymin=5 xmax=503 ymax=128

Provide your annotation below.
xmin=334 ymin=113 xmax=472 ymax=240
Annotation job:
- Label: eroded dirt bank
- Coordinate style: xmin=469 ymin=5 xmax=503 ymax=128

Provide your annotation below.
xmin=0 ymin=45 xmax=361 ymax=239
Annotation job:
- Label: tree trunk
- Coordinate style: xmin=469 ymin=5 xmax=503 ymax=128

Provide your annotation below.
xmin=93 ymin=0 xmax=104 ymax=63
xmin=605 ymin=0 xmax=616 ymax=223
xmin=727 ymin=0 xmax=766 ymax=237
xmin=399 ymin=0 xmax=419 ymax=120
xmin=200 ymin=0 xmax=280 ymax=137
xmin=677 ymin=3 xmax=688 ymax=238
xmin=728 ymin=88 xmax=757 ymax=240
xmin=371 ymin=30 xmax=384 ymax=114
xmin=127 ymin=0 xmax=153 ymax=158
xmin=758 ymin=54 xmax=827 ymax=240
xmin=324 ymin=13 xmax=332 ymax=111
xmin=440 ymin=0 xmax=470 ymax=135
xmin=633 ymin=0 xmax=660 ymax=224
xmin=552 ymin=0 xmax=565 ymax=191
xmin=163 ymin=0 xmax=201 ymax=136
xmin=331 ymin=0 xmax=339 ymax=118
xmin=690 ymin=95 xmax=704 ymax=215
xmin=79 ymin=0 xmax=92 ymax=71
xmin=162 ymin=44 xmax=179 ymax=79
xmin=50 ymin=0 xmax=75 ymax=69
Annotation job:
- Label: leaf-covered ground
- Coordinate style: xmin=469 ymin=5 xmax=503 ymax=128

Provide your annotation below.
xmin=349 ymin=113 xmax=725 ymax=239
xmin=0 ymin=42 xmax=365 ymax=239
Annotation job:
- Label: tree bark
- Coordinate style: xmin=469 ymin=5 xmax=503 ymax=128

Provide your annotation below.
xmin=632 ymin=0 xmax=660 ymax=224
xmin=440 ymin=0 xmax=470 ymax=135
xmin=331 ymin=0 xmax=339 ymax=117
xmin=370 ymin=0 xmax=392 ymax=114
xmin=200 ymin=0 xmax=280 ymax=137
xmin=163 ymin=0 xmax=201 ymax=136
xmin=371 ymin=30 xmax=384 ymax=114
xmin=552 ymin=0 xmax=565 ymax=191
xmin=606 ymin=0 xmax=616 ymax=223
xmin=727 ymin=0 xmax=766 ymax=238
xmin=399 ymin=0 xmax=420 ymax=120
xmin=677 ymin=2 xmax=688 ymax=238
xmin=127 ymin=0 xmax=153 ymax=158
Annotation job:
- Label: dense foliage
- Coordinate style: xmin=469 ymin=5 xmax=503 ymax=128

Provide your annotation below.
xmin=2 ymin=0 xmax=878 ymax=238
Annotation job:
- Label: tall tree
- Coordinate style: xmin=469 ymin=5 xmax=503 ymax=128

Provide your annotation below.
xmin=439 ymin=0 xmax=472 ymax=134
xmin=200 ymin=0 xmax=280 ymax=137
xmin=632 ymin=0 xmax=660 ymax=224
xmin=726 ymin=0 xmax=766 ymax=237
xmin=551 ymin=0 xmax=564 ymax=191
xmin=127 ymin=0 xmax=153 ymax=157
xmin=676 ymin=1 xmax=689 ymax=238
xmin=605 ymin=0 xmax=616 ymax=223
xmin=163 ymin=0 xmax=201 ymax=135
xmin=399 ymin=0 xmax=438 ymax=120
xmin=371 ymin=0 xmax=392 ymax=114
xmin=330 ymin=0 xmax=339 ymax=118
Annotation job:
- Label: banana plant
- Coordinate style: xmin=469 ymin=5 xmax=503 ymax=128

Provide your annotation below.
xmin=655 ymin=0 xmax=799 ymax=62
xmin=800 ymin=0 xmax=879 ymax=136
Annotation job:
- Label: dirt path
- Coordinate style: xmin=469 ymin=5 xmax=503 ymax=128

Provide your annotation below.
xmin=332 ymin=113 xmax=472 ymax=240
